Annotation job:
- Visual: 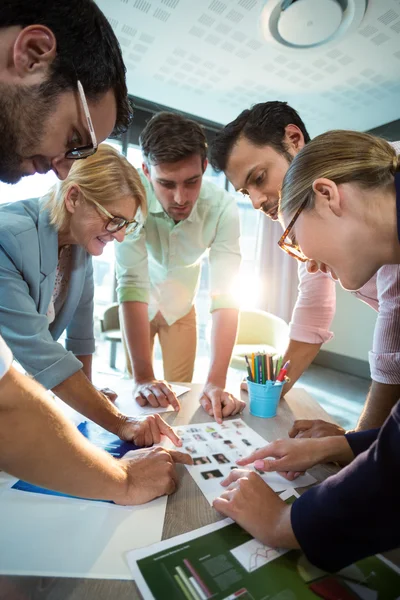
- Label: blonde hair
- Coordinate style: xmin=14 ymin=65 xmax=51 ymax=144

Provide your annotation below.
xmin=44 ymin=143 xmax=147 ymax=230
xmin=279 ymin=130 xmax=400 ymax=219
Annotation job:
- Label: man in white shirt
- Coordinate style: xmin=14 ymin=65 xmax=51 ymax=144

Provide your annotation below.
xmin=0 ymin=0 xmax=190 ymax=504
xmin=117 ymin=112 xmax=245 ymax=423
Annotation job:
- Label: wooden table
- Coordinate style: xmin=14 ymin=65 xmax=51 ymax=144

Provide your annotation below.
xmin=0 ymin=384 xmax=389 ymax=600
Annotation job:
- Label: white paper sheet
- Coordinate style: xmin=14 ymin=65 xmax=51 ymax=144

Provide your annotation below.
xmin=0 ymin=472 xmax=167 ymax=579
xmin=162 ymin=419 xmax=316 ymax=505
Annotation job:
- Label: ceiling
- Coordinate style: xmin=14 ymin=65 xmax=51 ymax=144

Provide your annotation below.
xmin=96 ymin=0 xmax=400 ymax=137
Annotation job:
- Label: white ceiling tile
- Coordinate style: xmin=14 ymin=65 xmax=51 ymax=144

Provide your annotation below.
xmin=96 ymin=0 xmax=400 ymax=133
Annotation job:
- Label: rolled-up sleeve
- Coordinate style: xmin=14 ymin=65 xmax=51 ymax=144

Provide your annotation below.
xmin=115 ymin=227 xmax=151 ymax=304
xmin=0 ymin=249 xmax=82 ymax=390
xmin=369 ymin=265 xmax=400 ymax=384
xmin=209 ymin=197 xmax=241 ymax=312
xmin=289 ymin=263 xmax=336 ymax=344
xmin=65 ymin=257 xmax=95 ymax=356
xmin=291 ymin=401 xmax=400 ymax=572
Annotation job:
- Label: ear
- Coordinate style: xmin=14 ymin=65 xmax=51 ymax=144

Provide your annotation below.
xmin=312 ymin=178 xmax=342 ymax=217
xmin=284 ymin=124 xmax=306 ymax=154
xmin=202 ymin=157 xmax=208 ymax=173
xmin=142 ymin=162 xmax=151 ymax=181
xmin=12 ymin=25 xmax=57 ymax=81
xmin=64 ymin=185 xmax=81 ymax=215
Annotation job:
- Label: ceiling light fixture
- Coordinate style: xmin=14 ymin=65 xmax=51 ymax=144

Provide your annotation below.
xmin=260 ymin=0 xmax=368 ymax=50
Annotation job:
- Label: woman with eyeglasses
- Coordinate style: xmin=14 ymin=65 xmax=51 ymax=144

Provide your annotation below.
xmin=213 ymin=131 xmax=400 ymax=574
xmin=0 ymin=143 xmax=181 ymax=449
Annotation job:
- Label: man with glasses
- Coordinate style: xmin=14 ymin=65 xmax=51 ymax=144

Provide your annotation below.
xmin=0 ymin=1 xmax=131 ymax=184
xmin=0 ymin=0 xmax=190 ymax=504
xmin=210 ymin=101 xmax=400 ymax=436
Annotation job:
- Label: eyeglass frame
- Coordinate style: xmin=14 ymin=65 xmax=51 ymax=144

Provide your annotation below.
xmin=90 ymin=198 xmax=141 ymax=234
xmin=277 ymin=198 xmax=309 ymax=262
xmin=65 ymin=81 xmax=98 ymax=160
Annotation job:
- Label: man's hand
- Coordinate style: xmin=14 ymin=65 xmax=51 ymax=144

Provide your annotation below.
xmin=213 ymin=471 xmax=298 ymax=549
xmin=117 ymin=413 xmax=182 ymax=447
xmin=199 ymin=383 xmax=246 ymax=424
xmin=116 ymin=447 xmax=193 ymax=505
xmin=99 ymin=387 xmax=118 ymax=403
xmin=236 ymin=435 xmax=354 ymax=474
xmin=289 ymin=419 xmax=345 ymax=439
xmin=134 ymin=380 xmax=180 ymax=411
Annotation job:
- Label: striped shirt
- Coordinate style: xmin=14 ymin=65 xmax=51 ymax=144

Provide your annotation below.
xmin=290 ymin=141 xmax=400 ymax=384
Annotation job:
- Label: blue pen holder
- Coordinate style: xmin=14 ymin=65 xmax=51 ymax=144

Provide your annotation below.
xmin=247 ymin=379 xmax=284 ymax=418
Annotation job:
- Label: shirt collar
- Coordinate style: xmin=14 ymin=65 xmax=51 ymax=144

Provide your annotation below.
xmin=395 ymin=171 xmax=400 ymax=243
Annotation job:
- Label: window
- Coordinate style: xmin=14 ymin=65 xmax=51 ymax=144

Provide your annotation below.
xmin=229 ymin=184 xmax=261 ymax=309
xmin=92 ymin=140 xmax=123 ymax=320
xmin=0 ymin=172 xmax=57 ymax=205
xmin=127 ymin=145 xmax=142 ymax=169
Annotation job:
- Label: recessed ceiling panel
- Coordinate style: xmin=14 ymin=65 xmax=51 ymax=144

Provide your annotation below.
xmin=96 ymin=0 xmax=400 ymax=135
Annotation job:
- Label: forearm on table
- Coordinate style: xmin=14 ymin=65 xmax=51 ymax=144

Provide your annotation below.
xmin=207 ymin=308 xmax=239 ymax=387
xmin=282 ymin=339 xmax=322 ymax=392
xmin=266 ymin=504 xmax=300 ymax=550
xmin=356 ymin=381 xmax=400 ymax=431
xmin=120 ymin=301 xmax=154 ymax=381
xmin=0 ymin=367 xmax=126 ymax=501
xmin=52 ymin=369 xmax=124 ymax=436
xmin=76 ymin=354 xmax=92 ymax=381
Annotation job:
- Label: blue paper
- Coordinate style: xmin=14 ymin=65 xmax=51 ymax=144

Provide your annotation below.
xmin=12 ymin=421 xmax=139 ymax=502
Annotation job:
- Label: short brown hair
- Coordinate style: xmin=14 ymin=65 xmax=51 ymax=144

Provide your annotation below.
xmin=280 ymin=130 xmax=399 ymax=220
xmin=140 ymin=112 xmax=208 ymax=166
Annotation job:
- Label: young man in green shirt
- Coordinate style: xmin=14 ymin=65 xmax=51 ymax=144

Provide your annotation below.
xmin=116 ymin=112 xmax=245 ymax=423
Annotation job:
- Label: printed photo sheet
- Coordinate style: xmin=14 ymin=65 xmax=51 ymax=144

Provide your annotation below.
xmin=163 ymin=419 xmax=316 ymax=505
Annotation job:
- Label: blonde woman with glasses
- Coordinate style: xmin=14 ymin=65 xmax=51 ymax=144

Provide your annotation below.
xmin=213 ymin=131 xmax=400 ymax=573
xmin=0 ymin=143 xmax=182 ymax=451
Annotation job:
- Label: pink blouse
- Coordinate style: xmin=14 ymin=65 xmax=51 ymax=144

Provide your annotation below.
xmin=289 ymin=140 xmax=400 ymax=385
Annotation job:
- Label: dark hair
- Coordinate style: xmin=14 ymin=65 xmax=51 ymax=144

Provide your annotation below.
xmin=0 ymin=0 xmax=131 ymax=135
xmin=140 ymin=112 xmax=208 ymax=166
xmin=210 ymin=101 xmax=311 ymax=172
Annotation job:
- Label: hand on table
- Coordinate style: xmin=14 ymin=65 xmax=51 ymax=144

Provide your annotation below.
xmin=236 ymin=438 xmax=325 ymax=480
xmin=213 ymin=470 xmax=295 ymax=548
xmin=99 ymin=387 xmax=118 ymax=403
xmin=134 ymin=379 xmax=180 ymax=411
xmin=199 ymin=383 xmax=246 ymax=424
xmin=116 ymin=447 xmax=193 ymax=505
xmin=289 ymin=419 xmax=345 ymax=439
xmin=117 ymin=413 xmax=182 ymax=447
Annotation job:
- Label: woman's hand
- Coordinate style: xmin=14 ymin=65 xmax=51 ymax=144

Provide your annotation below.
xmin=213 ymin=471 xmax=299 ymax=549
xmin=117 ymin=414 xmax=182 ymax=447
xmin=236 ymin=438 xmax=328 ymax=475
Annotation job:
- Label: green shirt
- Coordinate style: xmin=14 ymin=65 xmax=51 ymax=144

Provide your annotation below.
xmin=115 ymin=172 xmax=241 ymax=325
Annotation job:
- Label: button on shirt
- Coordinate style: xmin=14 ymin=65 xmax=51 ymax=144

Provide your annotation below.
xmin=116 ymin=173 xmax=241 ymax=325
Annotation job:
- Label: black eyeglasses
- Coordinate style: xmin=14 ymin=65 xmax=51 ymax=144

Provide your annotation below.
xmin=65 ymin=81 xmax=98 ymax=160
xmin=91 ymin=199 xmax=140 ymax=235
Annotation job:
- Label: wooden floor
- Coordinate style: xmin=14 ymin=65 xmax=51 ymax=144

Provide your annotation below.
xmin=298 ymin=364 xmax=370 ymax=430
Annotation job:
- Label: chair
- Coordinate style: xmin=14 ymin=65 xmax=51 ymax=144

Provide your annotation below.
xmin=99 ymin=303 xmax=122 ymax=369
xmin=230 ymin=309 xmax=289 ymax=371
